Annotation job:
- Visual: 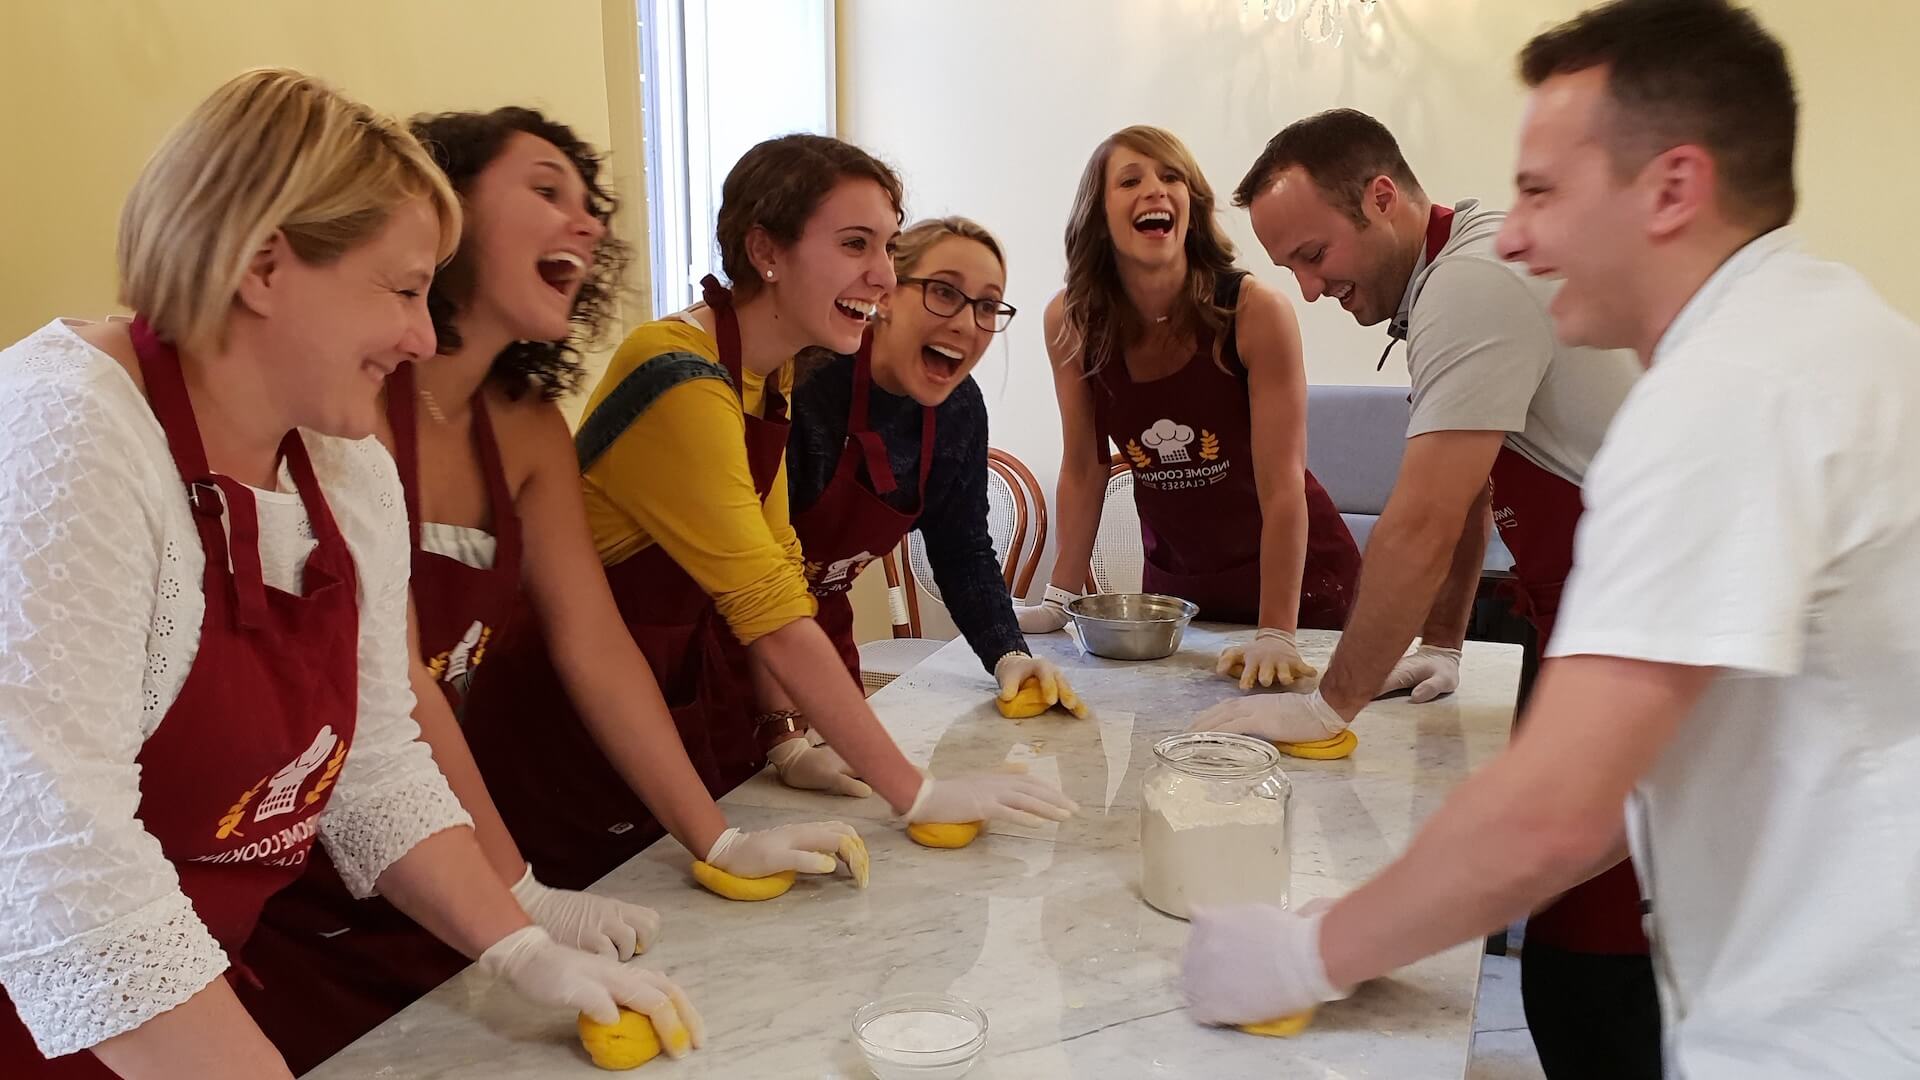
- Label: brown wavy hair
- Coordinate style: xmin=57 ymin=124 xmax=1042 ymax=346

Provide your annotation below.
xmin=714 ymin=133 xmax=904 ymax=302
xmin=410 ymin=107 xmax=630 ymax=401
xmin=1058 ymin=126 xmax=1239 ymax=377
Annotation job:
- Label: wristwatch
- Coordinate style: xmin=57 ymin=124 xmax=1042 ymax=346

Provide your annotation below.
xmin=754 ymin=708 xmax=806 ymax=750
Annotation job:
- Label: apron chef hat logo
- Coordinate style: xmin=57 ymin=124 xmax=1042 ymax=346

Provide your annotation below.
xmin=821 ymin=551 xmax=875 ymax=586
xmin=444 ymin=619 xmax=485 ymax=682
xmin=256 ymin=725 xmax=340 ymax=823
xmin=1142 ymin=418 xmax=1196 ymax=464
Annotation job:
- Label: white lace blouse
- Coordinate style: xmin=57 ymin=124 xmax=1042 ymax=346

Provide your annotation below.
xmin=0 ymin=321 xmax=472 ymax=1057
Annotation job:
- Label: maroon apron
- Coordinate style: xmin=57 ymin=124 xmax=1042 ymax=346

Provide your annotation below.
xmin=1089 ymin=271 xmax=1360 ymax=626
xmin=0 ymin=318 xmax=360 ymax=1077
xmin=459 ymin=276 xmax=785 ymax=891
xmin=793 ymin=333 xmax=936 ymax=680
xmin=1403 ymin=203 xmax=1647 ymax=956
xmin=1487 ymin=450 xmax=1649 ymax=955
xmin=387 ymin=362 xmax=526 ymax=710
xmin=238 ymin=365 xmax=528 ymax=1073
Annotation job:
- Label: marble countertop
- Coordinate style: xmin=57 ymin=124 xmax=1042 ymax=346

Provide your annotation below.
xmin=310 ymin=626 xmax=1521 ymax=1080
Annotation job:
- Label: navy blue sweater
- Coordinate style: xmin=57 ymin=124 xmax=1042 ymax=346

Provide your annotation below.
xmin=787 ymin=356 xmax=1027 ymax=672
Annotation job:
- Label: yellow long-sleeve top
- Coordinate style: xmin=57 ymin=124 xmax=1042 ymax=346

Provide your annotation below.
xmin=579 ymin=315 xmax=815 ymax=644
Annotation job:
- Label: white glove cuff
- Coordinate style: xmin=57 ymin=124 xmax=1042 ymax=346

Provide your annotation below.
xmin=1298 ymin=910 xmax=1354 ymax=1003
xmin=1305 ymin=690 xmax=1350 ymax=734
xmin=766 ymin=738 xmax=811 ymax=770
xmin=1042 ymin=585 xmax=1079 ymax=608
xmin=1421 ymin=644 xmax=1464 ymax=660
xmin=905 ymin=776 xmax=935 ymax=821
xmin=992 ymin=651 xmax=1031 ymax=678
xmin=477 ymin=924 xmax=550 ymax=977
xmin=507 ymin=862 xmax=541 ymax=903
xmin=703 ymin=826 xmax=744 ymax=865
xmin=1254 ymin=628 xmax=1298 ymax=645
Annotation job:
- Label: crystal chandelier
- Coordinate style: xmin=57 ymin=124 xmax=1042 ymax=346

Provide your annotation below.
xmin=1242 ymin=0 xmax=1382 ymax=47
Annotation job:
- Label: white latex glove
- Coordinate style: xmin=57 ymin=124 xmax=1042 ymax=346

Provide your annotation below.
xmin=478 ymin=925 xmax=704 ymax=1055
xmin=767 ymin=737 xmax=873 ymax=798
xmin=1014 ymin=584 xmax=1078 ymax=634
xmin=1215 ymin=628 xmax=1319 ymax=690
xmin=509 ymin=864 xmax=661 ymax=961
xmin=1377 ymin=644 xmax=1462 ymax=704
xmin=1190 ymin=688 xmax=1349 ymax=745
xmin=1183 ymin=902 xmax=1352 ymax=1026
xmin=993 ymin=652 xmax=1089 ymax=718
xmin=906 ymin=774 xmax=1078 ymax=828
xmin=703 ymin=821 xmax=859 ymax=878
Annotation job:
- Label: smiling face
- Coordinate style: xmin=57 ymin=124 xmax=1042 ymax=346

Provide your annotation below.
xmin=1495 ymin=67 xmax=1651 ymax=350
xmin=761 ymin=176 xmax=902 ymax=356
xmin=1101 ymin=144 xmax=1192 ymax=274
xmin=457 ymin=130 xmax=607 ymax=344
xmin=256 ymin=196 xmax=442 ymax=438
xmin=872 ymin=234 xmax=1007 ymax=406
xmin=1247 ymin=167 xmax=1412 ymax=328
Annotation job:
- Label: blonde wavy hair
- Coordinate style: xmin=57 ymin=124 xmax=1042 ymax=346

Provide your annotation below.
xmin=1057 ymin=126 xmax=1239 ymax=376
xmin=893 ymin=215 xmax=1005 ymax=277
xmin=118 ymin=68 xmax=462 ymax=352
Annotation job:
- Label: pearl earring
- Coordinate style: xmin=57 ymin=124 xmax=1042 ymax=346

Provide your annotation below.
xmin=765 ymin=269 xmax=775 ymax=280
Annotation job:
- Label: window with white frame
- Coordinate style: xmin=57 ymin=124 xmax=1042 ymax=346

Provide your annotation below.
xmin=639 ymin=0 xmax=836 ymax=317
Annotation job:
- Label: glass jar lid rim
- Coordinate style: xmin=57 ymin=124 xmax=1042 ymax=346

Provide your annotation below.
xmin=1152 ymin=731 xmax=1286 ymax=779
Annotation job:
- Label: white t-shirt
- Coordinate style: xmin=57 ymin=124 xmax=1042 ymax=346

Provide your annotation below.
xmin=0 ymin=321 xmax=472 ymax=1058
xmin=1400 ymin=199 xmax=1640 ymax=484
xmin=1549 ymin=230 xmax=1920 ymax=1079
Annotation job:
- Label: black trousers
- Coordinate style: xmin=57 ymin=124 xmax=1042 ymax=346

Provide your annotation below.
xmin=1521 ymin=943 xmax=1664 ymax=1079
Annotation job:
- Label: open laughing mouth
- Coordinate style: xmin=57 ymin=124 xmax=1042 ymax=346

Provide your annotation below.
xmin=922 ymin=341 xmax=964 ymax=381
xmin=536 ymin=251 xmax=585 ymax=296
xmin=1133 ymin=210 xmax=1174 ymax=238
xmin=834 ymin=297 xmax=878 ymax=323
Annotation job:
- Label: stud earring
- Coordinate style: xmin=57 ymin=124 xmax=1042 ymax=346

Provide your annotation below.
xmin=765 ymin=269 xmax=775 ymax=280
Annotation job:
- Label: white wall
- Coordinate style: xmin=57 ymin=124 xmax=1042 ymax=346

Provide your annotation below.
xmin=836 ymin=0 xmax=1920 ymax=642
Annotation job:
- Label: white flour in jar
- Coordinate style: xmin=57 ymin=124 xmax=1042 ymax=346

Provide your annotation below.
xmin=861 ymin=1009 xmax=978 ymax=1058
xmin=1141 ymin=771 xmax=1291 ymax=918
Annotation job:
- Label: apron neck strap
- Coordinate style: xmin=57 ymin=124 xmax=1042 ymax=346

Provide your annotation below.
xmin=700 ymin=275 xmax=744 ymax=386
xmin=385 ymin=362 xmax=424 ymax=550
xmin=1378 ymin=203 xmax=1460 ymax=370
xmin=849 ymin=332 xmax=899 ymax=495
xmin=132 ymin=316 xmax=215 ymax=480
xmin=701 ymin=273 xmax=788 ymax=423
xmin=130 ymin=316 xmax=342 ymax=629
xmin=387 ymin=362 xmax=521 ymax=567
xmin=469 ymin=386 xmax=522 ymax=567
xmin=1423 ymin=202 xmax=1457 ymax=264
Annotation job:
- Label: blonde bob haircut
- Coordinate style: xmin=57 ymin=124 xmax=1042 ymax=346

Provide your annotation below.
xmin=117 ymin=67 xmax=462 ymax=352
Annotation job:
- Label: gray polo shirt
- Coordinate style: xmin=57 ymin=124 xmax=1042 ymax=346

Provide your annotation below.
xmin=1400 ymin=199 xmax=1640 ymax=484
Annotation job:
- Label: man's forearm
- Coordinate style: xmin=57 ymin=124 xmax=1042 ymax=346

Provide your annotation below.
xmin=1317 ymin=654 xmax=1712 ymax=989
xmin=1420 ymin=494 xmax=1492 ymax=650
xmin=1318 ymin=504 xmax=1473 ymax=717
xmin=1319 ymin=745 xmax=1624 ymax=988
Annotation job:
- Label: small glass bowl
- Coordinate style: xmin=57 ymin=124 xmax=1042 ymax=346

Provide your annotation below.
xmin=851 ymin=992 xmax=988 ymax=1080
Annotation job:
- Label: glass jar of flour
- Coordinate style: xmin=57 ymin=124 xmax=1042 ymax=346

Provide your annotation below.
xmin=1140 ymin=731 xmax=1292 ymax=919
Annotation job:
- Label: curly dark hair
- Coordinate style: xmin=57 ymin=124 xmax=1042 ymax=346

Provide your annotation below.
xmin=409 ymin=107 xmax=631 ymax=401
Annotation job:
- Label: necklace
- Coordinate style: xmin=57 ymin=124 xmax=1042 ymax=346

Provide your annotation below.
xmin=418 ymin=386 xmax=450 ymax=425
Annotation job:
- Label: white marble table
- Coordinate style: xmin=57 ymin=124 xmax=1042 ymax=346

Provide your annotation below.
xmin=310 ymin=626 xmax=1521 ymax=1080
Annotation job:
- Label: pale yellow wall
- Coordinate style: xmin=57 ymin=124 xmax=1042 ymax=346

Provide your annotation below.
xmin=836 ymin=0 xmax=1920 ymax=647
xmin=0 ymin=0 xmax=649 ymax=406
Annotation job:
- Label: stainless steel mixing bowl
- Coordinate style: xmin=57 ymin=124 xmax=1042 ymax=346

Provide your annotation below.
xmin=1064 ymin=593 xmax=1200 ymax=660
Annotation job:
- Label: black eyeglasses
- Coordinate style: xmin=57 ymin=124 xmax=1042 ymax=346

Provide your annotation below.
xmin=898 ymin=277 xmax=1017 ymax=333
